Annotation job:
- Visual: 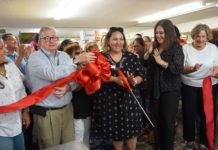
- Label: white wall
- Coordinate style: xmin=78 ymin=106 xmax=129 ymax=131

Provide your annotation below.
xmin=126 ymin=16 xmax=218 ymax=40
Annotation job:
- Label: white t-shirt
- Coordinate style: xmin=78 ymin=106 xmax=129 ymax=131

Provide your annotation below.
xmin=0 ymin=62 xmax=26 ymax=137
xmin=181 ymin=42 xmax=218 ymax=87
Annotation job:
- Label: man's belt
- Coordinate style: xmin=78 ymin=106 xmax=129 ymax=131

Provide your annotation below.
xmin=30 ymin=105 xmax=67 ymax=117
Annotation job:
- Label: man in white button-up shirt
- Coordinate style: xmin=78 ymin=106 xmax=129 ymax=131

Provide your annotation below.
xmin=26 ymin=26 xmax=78 ymax=149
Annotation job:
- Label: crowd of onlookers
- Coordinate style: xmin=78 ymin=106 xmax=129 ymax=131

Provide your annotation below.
xmin=0 ymin=19 xmax=218 ymax=150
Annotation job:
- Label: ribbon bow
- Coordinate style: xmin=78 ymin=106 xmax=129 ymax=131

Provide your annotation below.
xmin=74 ymin=50 xmax=111 ymax=94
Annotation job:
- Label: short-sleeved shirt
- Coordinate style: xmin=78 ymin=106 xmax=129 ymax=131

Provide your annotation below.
xmin=181 ymin=42 xmax=218 ymax=87
xmin=0 ymin=62 xmax=26 ymax=137
xmin=91 ymin=51 xmax=146 ymax=140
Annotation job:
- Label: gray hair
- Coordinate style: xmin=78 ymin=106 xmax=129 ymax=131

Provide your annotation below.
xmin=191 ymin=24 xmax=212 ymax=41
xmin=39 ymin=26 xmax=57 ymax=38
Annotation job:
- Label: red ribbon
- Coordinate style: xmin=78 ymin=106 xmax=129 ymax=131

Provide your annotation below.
xmin=74 ymin=50 xmax=111 ymax=94
xmin=0 ymin=50 xmax=111 ymax=114
xmin=202 ymin=76 xmax=218 ymax=150
xmin=117 ymin=69 xmax=131 ymax=92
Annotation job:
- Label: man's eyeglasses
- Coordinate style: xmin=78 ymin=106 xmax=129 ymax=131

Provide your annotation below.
xmin=40 ymin=36 xmax=59 ymax=42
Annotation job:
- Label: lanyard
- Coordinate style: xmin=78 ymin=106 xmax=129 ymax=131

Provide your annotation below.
xmin=40 ymin=49 xmax=59 ymax=66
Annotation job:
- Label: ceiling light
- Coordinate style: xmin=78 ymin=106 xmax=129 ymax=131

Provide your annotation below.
xmin=137 ymin=2 xmax=217 ymax=23
xmin=53 ymin=0 xmax=92 ymax=20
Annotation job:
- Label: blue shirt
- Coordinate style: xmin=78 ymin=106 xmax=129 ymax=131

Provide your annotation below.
xmin=25 ymin=49 xmax=78 ymax=107
xmin=5 ymin=52 xmax=27 ymax=74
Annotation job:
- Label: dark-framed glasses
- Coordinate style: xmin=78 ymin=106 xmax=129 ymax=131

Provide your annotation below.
xmin=40 ymin=36 xmax=59 ymax=42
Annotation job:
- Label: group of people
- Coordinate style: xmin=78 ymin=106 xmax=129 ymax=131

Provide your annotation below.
xmin=0 ymin=19 xmax=218 ymax=150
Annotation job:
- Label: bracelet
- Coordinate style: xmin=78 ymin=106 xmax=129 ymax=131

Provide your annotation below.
xmin=161 ymin=61 xmax=168 ymax=69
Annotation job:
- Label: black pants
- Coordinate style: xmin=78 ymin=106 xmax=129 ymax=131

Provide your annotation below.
xmin=151 ymin=91 xmax=180 ymax=150
xmin=181 ymin=83 xmax=218 ymax=146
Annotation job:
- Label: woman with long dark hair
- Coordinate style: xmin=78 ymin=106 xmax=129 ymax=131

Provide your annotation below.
xmin=146 ymin=19 xmax=184 ymax=150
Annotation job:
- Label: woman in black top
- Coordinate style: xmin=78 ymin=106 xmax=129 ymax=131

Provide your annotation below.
xmin=147 ymin=19 xmax=184 ymax=150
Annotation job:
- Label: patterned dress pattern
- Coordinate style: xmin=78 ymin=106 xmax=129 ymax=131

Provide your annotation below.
xmin=91 ymin=51 xmax=146 ymax=141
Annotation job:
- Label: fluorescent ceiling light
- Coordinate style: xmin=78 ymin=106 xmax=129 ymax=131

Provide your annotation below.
xmin=53 ymin=0 xmax=92 ymax=20
xmin=137 ymin=2 xmax=217 ymax=23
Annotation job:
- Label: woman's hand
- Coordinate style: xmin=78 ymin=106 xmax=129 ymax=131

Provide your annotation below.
xmin=153 ymin=48 xmax=162 ymax=64
xmin=153 ymin=48 xmax=168 ymax=68
xmin=127 ymin=71 xmax=137 ymax=86
xmin=211 ymin=66 xmax=218 ymax=77
xmin=143 ymin=50 xmax=150 ymax=60
xmin=193 ymin=63 xmax=202 ymax=71
xmin=110 ymin=76 xmax=124 ymax=87
xmin=183 ymin=63 xmax=202 ymax=74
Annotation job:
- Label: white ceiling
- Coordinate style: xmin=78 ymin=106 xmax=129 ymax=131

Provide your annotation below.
xmin=0 ymin=0 xmax=218 ymax=38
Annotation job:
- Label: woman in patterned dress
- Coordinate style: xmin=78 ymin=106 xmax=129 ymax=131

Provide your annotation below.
xmin=91 ymin=27 xmax=146 ymax=150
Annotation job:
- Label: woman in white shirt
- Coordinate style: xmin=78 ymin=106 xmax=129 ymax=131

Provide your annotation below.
xmin=181 ymin=24 xmax=218 ymax=150
xmin=0 ymin=38 xmax=29 ymax=150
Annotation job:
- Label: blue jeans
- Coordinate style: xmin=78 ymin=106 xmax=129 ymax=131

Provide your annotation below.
xmin=0 ymin=133 xmax=25 ymax=150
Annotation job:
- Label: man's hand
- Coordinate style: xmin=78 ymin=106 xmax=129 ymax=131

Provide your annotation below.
xmin=54 ymin=84 xmax=71 ymax=98
xmin=18 ymin=44 xmax=26 ymax=58
xmin=24 ymin=46 xmax=32 ymax=58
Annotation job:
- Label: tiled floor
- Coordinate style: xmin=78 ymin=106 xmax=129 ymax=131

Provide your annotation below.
xmin=90 ymin=115 xmax=218 ymax=150
xmin=136 ymin=106 xmax=218 ymax=150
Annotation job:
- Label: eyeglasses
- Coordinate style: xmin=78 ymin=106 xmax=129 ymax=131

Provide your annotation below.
xmin=40 ymin=36 xmax=59 ymax=42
